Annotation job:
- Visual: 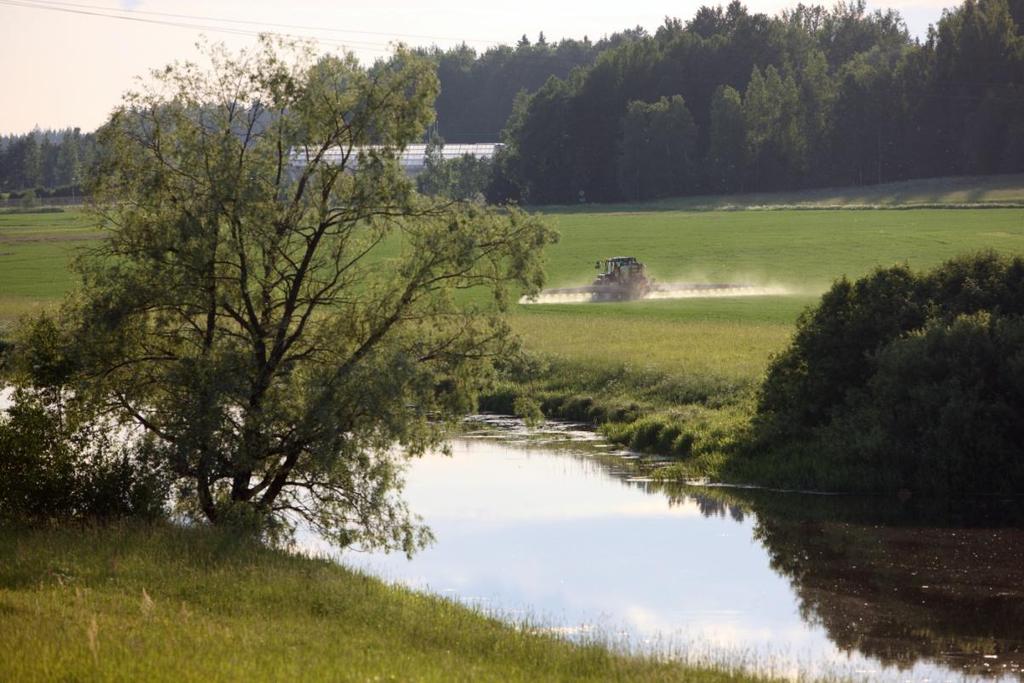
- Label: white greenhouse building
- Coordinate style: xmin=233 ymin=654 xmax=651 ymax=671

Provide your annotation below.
xmin=290 ymin=143 xmax=502 ymax=176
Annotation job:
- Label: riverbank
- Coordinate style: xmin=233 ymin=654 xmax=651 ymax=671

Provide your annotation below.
xmin=0 ymin=523 xmax=765 ymax=682
xmin=480 ymin=356 xmax=759 ymax=482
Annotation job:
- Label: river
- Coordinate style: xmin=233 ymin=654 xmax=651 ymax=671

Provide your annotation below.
xmin=309 ymin=416 xmax=1024 ymax=682
xmin=3 ymin=384 xmax=1019 ymax=680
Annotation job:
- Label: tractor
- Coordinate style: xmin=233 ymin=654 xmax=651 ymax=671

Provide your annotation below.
xmin=590 ymin=256 xmax=653 ymax=300
xmin=532 ymin=256 xmax=753 ymax=303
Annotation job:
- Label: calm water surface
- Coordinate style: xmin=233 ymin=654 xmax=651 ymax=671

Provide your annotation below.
xmin=297 ymin=417 xmax=1022 ymax=680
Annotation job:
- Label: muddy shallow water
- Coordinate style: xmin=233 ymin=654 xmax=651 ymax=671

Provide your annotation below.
xmin=301 ymin=417 xmax=1024 ymax=681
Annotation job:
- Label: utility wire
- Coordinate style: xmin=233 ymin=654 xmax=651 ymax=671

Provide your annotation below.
xmin=30 ymin=0 xmax=505 ymax=44
xmin=11 ymin=0 xmax=1016 ymax=99
xmin=0 ymin=0 xmax=396 ymax=53
xmin=2 ymin=0 xmax=505 ymax=48
xmin=0 ymin=0 xmax=389 ymax=50
xmin=3 ymin=0 xmax=625 ymax=63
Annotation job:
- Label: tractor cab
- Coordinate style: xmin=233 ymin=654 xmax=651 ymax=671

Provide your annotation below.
xmin=591 ymin=256 xmax=651 ymax=299
xmin=595 ymin=256 xmax=643 ymax=283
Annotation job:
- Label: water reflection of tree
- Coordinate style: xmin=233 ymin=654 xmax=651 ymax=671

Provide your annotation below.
xmin=660 ymin=486 xmax=750 ymax=522
xmin=656 ymin=484 xmax=1024 ymax=679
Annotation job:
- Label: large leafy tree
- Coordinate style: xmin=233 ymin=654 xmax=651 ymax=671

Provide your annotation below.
xmin=499 ymin=76 xmax=578 ymax=204
xmin=830 ymin=47 xmax=914 ymax=186
xmin=425 ymin=37 xmax=603 ymax=143
xmin=706 ymin=85 xmax=747 ymax=192
xmin=743 ymin=65 xmax=804 ymax=190
xmin=18 ymin=37 xmax=555 ymax=552
xmin=616 ymin=95 xmax=698 ymax=200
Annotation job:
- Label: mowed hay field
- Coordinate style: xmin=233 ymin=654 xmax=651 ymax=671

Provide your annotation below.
xmin=2 ymin=180 xmax=1024 ymax=389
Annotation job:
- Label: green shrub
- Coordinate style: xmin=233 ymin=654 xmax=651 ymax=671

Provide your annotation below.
xmin=752 ymin=252 xmax=1024 ymax=495
xmin=835 ymin=313 xmax=1024 ymax=494
xmin=757 ymin=264 xmax=928 ymax=437
xmin=601 ymin=414 xmax=703 ymax=458
xmin=0 ymin=391 xmax=169 ymax=521
xmin=0 ymin=396 xmax=76 ymax=518
xmin=19 ymin=189 xmax=38 ymax=209
xmin=629 ymin=419 xmax=663 ymax=451
xmin=670 ymin=430 xmax=696 ymax=456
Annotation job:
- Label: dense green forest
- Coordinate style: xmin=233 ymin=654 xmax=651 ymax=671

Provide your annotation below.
xmin=3 ymin=0 xmax=1022 ymax=204
xmin=420 ymin=37 xmax=598 ymax=142
xmin=494 ymin=0 xmax=1024 ymax=203
xmin=0 ymin=128 xmax=97 ymax=195
xmin=418 ymin=29 xmax=653 ymax=143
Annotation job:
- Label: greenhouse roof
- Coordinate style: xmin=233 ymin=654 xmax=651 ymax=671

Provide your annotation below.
xmin=290 ymin=143 xmax=502 ymax=174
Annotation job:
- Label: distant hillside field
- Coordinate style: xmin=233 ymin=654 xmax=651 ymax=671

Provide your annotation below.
xmin=540 ymin=174 xmax=1024 ymax=214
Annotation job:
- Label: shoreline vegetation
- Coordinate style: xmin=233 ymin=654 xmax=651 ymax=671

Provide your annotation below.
xmin=0 ymin=522 xmax=764 ymax=682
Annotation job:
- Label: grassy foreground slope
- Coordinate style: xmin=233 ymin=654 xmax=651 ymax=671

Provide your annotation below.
xmin=0 ymin=524 xmax=753 ymax=682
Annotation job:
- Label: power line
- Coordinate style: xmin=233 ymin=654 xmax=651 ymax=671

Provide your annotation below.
xmin=2 ymin=0 xmax=505 ymax=49
xmin=3 ymin=0 xmax=616 ymax=64
xmin=0 ymin=0 xmax=394 ymax=50
xmin=35 ymin=0 xmax=505 ymax=45
xmin=0 ymin=0 xmax=396 ymax=53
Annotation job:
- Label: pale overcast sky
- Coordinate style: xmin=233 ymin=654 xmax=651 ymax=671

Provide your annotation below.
xmin=1 ymin=0 xmax=955 ymax=135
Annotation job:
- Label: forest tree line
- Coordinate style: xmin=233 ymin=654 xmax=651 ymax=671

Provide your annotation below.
xmin=417 ymin=29 xmax=647 ymax=143
xmin=491 ymin=0 xmax=1024 ymax=203
xmin=0 ymin=128 xmax=97 ymax=195
xmin=1 ymin=36 xmax=605 ymax=194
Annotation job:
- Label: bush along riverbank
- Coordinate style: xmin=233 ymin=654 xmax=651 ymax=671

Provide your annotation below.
xmin=0 ymin=523 xmax=769 ymax=682
xmin=491 ymin=252 xmax=1024 ymax=497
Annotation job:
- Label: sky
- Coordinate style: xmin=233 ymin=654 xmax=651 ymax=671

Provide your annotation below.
xmin=1 ymin=0 xmax=956 ymax=135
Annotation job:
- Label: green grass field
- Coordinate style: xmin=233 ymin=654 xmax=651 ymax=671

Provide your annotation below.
xmin=0 ymin=523 xmax=757 ymax=682
xmin=4 ymin=181 xmax=1024 ymax=388
xmin=511 ymin=206 xmax=1024 ymax=386
xmin=0 ymin=211 xmax=101 ymax=331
